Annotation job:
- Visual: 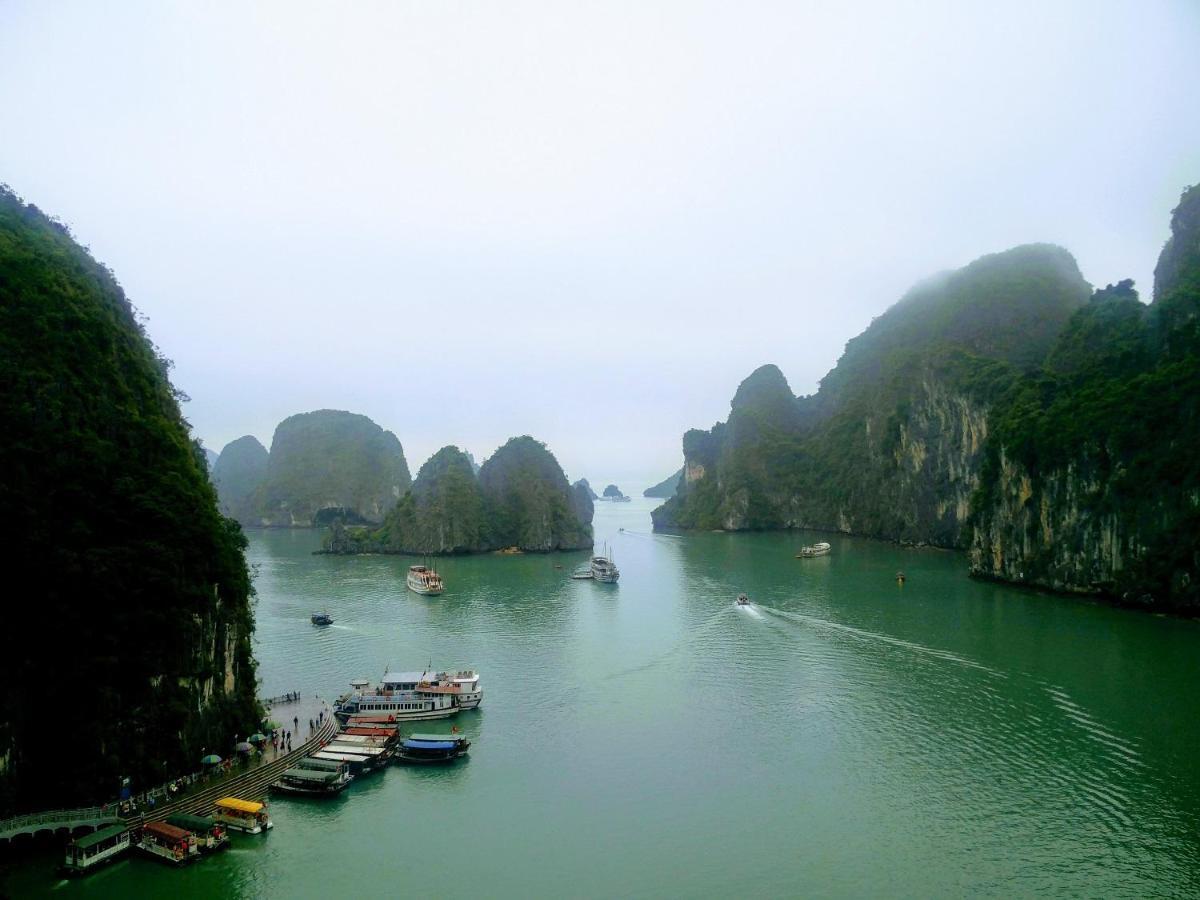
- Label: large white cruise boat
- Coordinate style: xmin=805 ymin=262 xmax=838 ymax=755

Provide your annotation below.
xmin=334 ymin=668 xmax=483 ymax=722
xmin=407 ymin=564 xmax=445 ymax=595
xmin=590 ymin=549 xmax=620 ymax=583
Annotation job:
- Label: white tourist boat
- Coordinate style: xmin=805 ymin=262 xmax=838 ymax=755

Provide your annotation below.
xmin=590 ymin=550 xmax=620 ymax=583
xmin=406 ymin=564 xmax=445 ymax=595
xmin=795 ymin=542 xmax=831 ymax=558
xmin=334 ymin=668 xmax=483 ymax=722
xmin=63 ymin=824 xmax=131 ymax=875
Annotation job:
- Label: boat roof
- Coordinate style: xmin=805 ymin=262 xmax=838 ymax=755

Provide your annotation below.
xmin=143 ymin=821 xmax=191 ymax=841
xmin=166 ymin=814 xmax=216 ymax=832
xmin=282 ymin=767 xmax=340 ymax=783
xmin=314 ymin=750 xmax=373 ymax=762
xmin=402 ymin=739 xmax=456 ymax=750
xmin=74 ymin=824 xmax=127 ymax=849
xmin=347 ymin=714 xmax=399 ymax=724
xmin=344 ymin=727 xmax=396 ymax=736
xmin=295 ymin=757 xmax=345 ymax=771
xmin=216 ymin=797 xmax=263 ymax=813
xmin=382 ymin=671 xmax=434 ymax=683
xmin=408 ymin=565 xmax=427 ymax=572
xmin=325 ymin=743 xmax=385 ymax=756
xmin=408 ymin=733 xmax=461 ymax=742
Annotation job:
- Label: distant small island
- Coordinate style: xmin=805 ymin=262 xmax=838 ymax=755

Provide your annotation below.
xmin=643 ymin=468 xmax=683 ymax=498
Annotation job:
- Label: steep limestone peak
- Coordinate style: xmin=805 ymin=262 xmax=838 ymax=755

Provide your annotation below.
xmin=1153 ymin=183 xmax=1200 ymax=302
xmin=731 ymin=364 xmax=795 ymax=413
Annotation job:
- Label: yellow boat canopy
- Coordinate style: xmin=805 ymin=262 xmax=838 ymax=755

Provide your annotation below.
xmin=216 ymin=797 xmax=264 ymax=813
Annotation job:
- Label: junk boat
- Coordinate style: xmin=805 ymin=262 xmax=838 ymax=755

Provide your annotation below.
xmin=271 ymin=763 xmax=354 ymax=795
xmin=311 ymin=612 xmax=334 ymax=626
xmin=571 ymin=564 xmax=594 ymax=580
xmin=335 ymin=669 xmax=482 ymax=722
xmin=394 ymin=733 xmax=471 ymax=765
xmin=406 ymin=564 xmax=445 ymax=595
xmin=214 ymin=797 xmax=273 ymax=834
xmin=590 ymin=548 xmax=620 ymax=583
xmin=137 ymin=821 xmax=194 ymax=866
xmin=736 ymin=593 xmax=751 ymax=606
xmin=166 ymin=814 xmax=229 ymax=853
xmin=63 ymin=823 xmax=131 ymax=875
xmin=795 ymin=542 xmax=831 ymax=558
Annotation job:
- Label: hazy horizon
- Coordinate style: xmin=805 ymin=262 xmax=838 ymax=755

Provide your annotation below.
xmin=3 ymin=1 xmax=1198 ymax=492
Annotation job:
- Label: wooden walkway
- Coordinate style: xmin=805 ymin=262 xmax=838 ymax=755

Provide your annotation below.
xmin=0 ymin=696 xmax=338 ymax=843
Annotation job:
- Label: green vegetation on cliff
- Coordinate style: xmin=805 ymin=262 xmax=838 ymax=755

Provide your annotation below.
xmin=326 ymin=437 xmax=593 ymax=554
xmin=213 ymin=434 xmax=269 ymax=523
xmin=655 ymin=245 xmax=1090 ymax=541
xmin=258 ymin=410 xmax=411 ymax=527
xmin=972 ymin=186 xmax=1200 ymax=610
xmin=0 ymin=186 xmax=259 ymax=811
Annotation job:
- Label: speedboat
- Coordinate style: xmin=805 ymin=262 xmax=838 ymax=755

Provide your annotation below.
xmin=736 ymin=593 xmax=751 ymax=606
xmin=311 ymin=612 xmax=334 ymax=626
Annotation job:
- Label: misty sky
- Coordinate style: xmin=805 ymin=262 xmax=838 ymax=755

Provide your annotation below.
xmin=2 ymin=2 xmax=1198 ymax=491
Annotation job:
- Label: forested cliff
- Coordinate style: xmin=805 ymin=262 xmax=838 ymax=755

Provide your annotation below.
xmin=0 ymin=187 xmax=259 ymax=811
xmin=324 ymin=437 xmax=593 ymax=555
xmin=655 ymin=188 xmax=1200 ymax=612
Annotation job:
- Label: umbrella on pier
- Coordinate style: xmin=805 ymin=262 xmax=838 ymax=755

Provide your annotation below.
xmin=235 ymin=741 xmax=255 ymax=753
xmin=248 ymin=733 xmax=267 ymax=743
xmin=200 ymin=754 xmax=222 ymax=766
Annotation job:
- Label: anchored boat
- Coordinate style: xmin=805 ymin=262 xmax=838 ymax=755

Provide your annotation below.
xmin=136 ymin=821 xmax=194 ymax=866
xmin=63 ymin=824 xmax=131 ymax=876
xmin=165 ymin=814 xmax=229 ymax=854
xmin=795 ymin=542 xmax=831 ymax=558
xmin=571 ymin=564 xmax=594 ymax=580
xmin=271 ymin=763 xmax=354 ymax=795
xmin=406 ymin=564 xmax=445 ymax=595
xmin=214 ymin=797 xmax=273 ymax=834
xmin=590 ymin=547 xmax=620 ymax=583
xmin=394 ymin=733 xmax=471 ymax=765
xmin=334 ymin=669 xmax=483 ymax=723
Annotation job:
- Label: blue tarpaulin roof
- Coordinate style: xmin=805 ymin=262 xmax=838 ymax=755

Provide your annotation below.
xmin=403 ymin=739 xmax=456 ymax=750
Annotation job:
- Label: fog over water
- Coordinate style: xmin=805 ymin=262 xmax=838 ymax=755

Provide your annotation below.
xmin=1 ymin=1 xmax=1198 ymax=488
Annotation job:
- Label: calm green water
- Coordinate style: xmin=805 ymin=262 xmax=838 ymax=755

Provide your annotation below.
xmin=8 ymin=499 xmax=1200 ymax=898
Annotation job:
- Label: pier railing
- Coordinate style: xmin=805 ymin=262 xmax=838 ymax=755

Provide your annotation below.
xmin=0 ymin=695 xmax=336 ymax=843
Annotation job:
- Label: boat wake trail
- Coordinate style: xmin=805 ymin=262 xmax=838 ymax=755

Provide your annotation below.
xmin=757 ymin=605 xmax=1005 ymax=678
xmin=606 ymin=606 xmax=735 ymax=680
xmin=737 ymin=604 xmax=764 ymax=619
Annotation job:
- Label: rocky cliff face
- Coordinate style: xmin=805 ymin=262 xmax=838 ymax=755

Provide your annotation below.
xmin=257 ymin=410 xmax=411 ymax=527
xmin=970 ymin=186 xmax=1200 ymax=611
xmin=644 ymin=468 xmax=683 ymax=498
xmin=0 ymin=187 xmax=259 ymax=811
xmin=213 ymin=434 xmax=269 ymax=523
xmin=655 ymin=245 xmax=1088 ymax=544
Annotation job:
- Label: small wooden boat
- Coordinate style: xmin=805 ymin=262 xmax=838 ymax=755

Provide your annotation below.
xmin=795 ymin=542 xmax=831 ymax=558
xmin=311 ymin=612 xmax=334 ymax=626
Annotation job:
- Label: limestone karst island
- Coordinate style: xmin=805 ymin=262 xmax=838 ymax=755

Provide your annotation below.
xmin=2 ymin=4 xmax=1199 ymax=897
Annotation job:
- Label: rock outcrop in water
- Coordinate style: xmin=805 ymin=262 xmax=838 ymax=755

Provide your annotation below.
xmin=325 ymin=436 xmax=593 ymax=554
xmin=256 ymin=410 xmax=411 ymax=527
xmin=0 ymin=187 xmax=259 ymax=811
xmin=655 ymin=245 xmax=1089 ymax=544
xmin=213 ymin=434 xmax=269 ymax=522
xmin=656 ymin=189 xmax=1200 ymax=612
xmin=970 ymin=186 xmax=1200 ymax=611
xmin=644 ymin=468 xmax=683 ymax=498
